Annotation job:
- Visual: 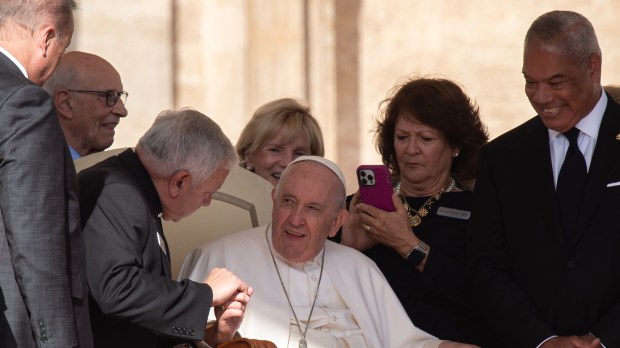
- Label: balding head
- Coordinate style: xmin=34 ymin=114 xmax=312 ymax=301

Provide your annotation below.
xmin=44 ymin=51 xmax=128 ymax=158
xmin=44 ymin=51 xmax=121 ymax=93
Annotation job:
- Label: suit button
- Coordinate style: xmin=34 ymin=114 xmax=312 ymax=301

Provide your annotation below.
xmin=172 ymin=326 xmax=178 ymax=333
xmin=567 ymin=261 xmax=576 ymax=268
xmin=41 ymin=336 xmax=48 ymax=343
xmin=189 ymin=329 xmax=195 ymax=336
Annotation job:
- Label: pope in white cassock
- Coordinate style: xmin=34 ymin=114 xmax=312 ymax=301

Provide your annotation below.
xmin=178 ymin=156 xmax=477 ymax=348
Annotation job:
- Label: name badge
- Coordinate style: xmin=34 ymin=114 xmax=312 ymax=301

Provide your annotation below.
xmin=436 ymin=206 xmax=470 ymax=220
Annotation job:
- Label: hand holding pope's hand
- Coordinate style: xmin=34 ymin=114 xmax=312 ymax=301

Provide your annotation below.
xmin=204 ymin=267 xmax=252 ymax=307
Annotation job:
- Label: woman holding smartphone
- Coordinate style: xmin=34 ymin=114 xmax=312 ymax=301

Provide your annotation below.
xmin=339 ymin=76 xmax=489 ymax=346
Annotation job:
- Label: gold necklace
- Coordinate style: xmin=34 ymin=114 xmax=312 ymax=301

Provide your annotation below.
xmin=397 ymin=177 xmax=455 ymax=227
xmin=265 ymin=224 xmax=324 ymax=348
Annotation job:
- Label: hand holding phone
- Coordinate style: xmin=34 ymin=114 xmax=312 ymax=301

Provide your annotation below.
xmin=356 ymin=164 xmax=396 ymax=212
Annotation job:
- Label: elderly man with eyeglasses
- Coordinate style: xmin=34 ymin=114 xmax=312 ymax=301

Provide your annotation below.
xmin=44 ymin=50 xmax=129 ymax=159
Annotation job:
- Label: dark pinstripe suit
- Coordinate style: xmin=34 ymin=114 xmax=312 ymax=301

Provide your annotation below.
xmin=0 ymin=52 xmax=92 ymax=347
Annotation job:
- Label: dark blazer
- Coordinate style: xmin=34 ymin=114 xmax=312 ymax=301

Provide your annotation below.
xmin=0 ymin=52 xmax=93 ymax=347
xmin=468 ymin=94 xmax=620 ymax=347
xmin=78 ymin=149 xmax=213 ymax=348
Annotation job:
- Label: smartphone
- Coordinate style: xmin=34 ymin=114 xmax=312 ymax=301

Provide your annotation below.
xmin=356 ymin=164 xmax=396 ymax=212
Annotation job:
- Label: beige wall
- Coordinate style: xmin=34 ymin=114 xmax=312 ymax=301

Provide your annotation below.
xmin=73 ymin=0 xmax=173 ymax=151
xmin=72 ymin=0 xmax=620 ymax=193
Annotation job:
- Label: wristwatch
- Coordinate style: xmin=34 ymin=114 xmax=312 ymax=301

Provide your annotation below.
xmin=406 ymin=240 xmax=429 ymax=266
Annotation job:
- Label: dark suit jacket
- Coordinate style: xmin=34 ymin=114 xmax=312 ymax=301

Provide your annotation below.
xmin=78 ymin=149 xmax=213 ymax=348
xmin=0 ymin=52 xmax=93 ymax=347
xmin=468 ymin=94 xmax=620 ymax=347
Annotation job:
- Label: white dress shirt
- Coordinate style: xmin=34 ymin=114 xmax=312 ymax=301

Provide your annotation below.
xmin=548 ymin=92 xmax=607 ymax=186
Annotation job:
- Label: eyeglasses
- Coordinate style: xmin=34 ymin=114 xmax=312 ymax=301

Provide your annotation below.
xmin=67 ymin=89 xmax=129 ymax=107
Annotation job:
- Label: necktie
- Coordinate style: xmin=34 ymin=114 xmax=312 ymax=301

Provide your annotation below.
xmin=556 ymin=127 xmax=587 ymax=244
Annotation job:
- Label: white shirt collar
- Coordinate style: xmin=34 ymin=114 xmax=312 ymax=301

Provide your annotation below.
xmin=548 ymin=91 xmax=607 ymax=140
xmin=0 ymin=46 xmax=28 ymax=78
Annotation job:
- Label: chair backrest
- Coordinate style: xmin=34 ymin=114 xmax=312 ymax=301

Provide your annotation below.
xmin=74 ymin=147 xmax=274 ymax=279
xmin=164 ymin=165 xmax=273 ymax=278
xmin=74 ymin=147 xmax=130 ymax=173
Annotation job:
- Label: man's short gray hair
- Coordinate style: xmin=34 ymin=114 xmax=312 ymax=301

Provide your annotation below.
xmin=138 ymin=108 xmax=237 ymax=184
xmin=525 ymin=10 xmax=601 ymax=68
xmin=0 ymin=0 xmax=76 ymax=41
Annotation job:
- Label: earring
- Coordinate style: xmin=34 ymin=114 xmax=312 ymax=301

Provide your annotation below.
xmin=246 ymin=164 xmax=253 ymax=171
xmin=453 ymin=152 xmax=460 ymax=158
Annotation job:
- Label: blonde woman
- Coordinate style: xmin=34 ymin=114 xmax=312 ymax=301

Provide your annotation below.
xmin=236 ymin=98 xmax=324 ymax=186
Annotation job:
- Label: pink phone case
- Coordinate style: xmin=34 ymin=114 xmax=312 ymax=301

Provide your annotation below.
xmin=356 ymin=164 xmax=396 ymax=212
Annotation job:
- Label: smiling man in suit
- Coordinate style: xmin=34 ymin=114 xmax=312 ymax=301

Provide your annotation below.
xmin=43 ymin=51 xmax=129 ymax=160
xmin=0 ymin=1 xmax=93 ymax=347
xmin=468 ymin=10 xmax=619 ymax=348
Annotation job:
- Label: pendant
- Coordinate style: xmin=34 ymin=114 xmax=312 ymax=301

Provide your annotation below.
xmin=299 ymin=338 xmax=308 ymax=348
xmin=418 ymin=207 xmax=428 ymax=217
xmin=409 ymin=214 xmax=421 ymax=227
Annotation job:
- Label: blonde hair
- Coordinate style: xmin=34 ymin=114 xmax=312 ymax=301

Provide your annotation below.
xmin=236 ymin=98 xmax=325 ymax=166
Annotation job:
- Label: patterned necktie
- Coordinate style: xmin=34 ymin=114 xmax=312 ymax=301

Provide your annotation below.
xmin=556 ymin=127 xmax=587 ymax=244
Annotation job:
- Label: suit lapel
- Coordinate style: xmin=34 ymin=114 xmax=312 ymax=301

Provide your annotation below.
xmin=117 ymin=149 xmax=172 ymax=277
xmin=0 ymin=50 xmax=29 ymax=83
xmin=572 ymin=97 xmax=620 ymax=250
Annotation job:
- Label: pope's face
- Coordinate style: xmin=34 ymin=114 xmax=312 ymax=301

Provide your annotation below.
xmin=271 ymin=162 xmax=344 ymax=263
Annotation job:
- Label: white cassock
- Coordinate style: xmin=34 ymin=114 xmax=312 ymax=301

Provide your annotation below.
xmin=178 ymin=225 xmax=443 ymax=348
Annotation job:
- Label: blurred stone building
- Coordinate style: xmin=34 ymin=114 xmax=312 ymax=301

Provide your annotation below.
xmin=72 ymin=0 xmax=620 ymax=193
